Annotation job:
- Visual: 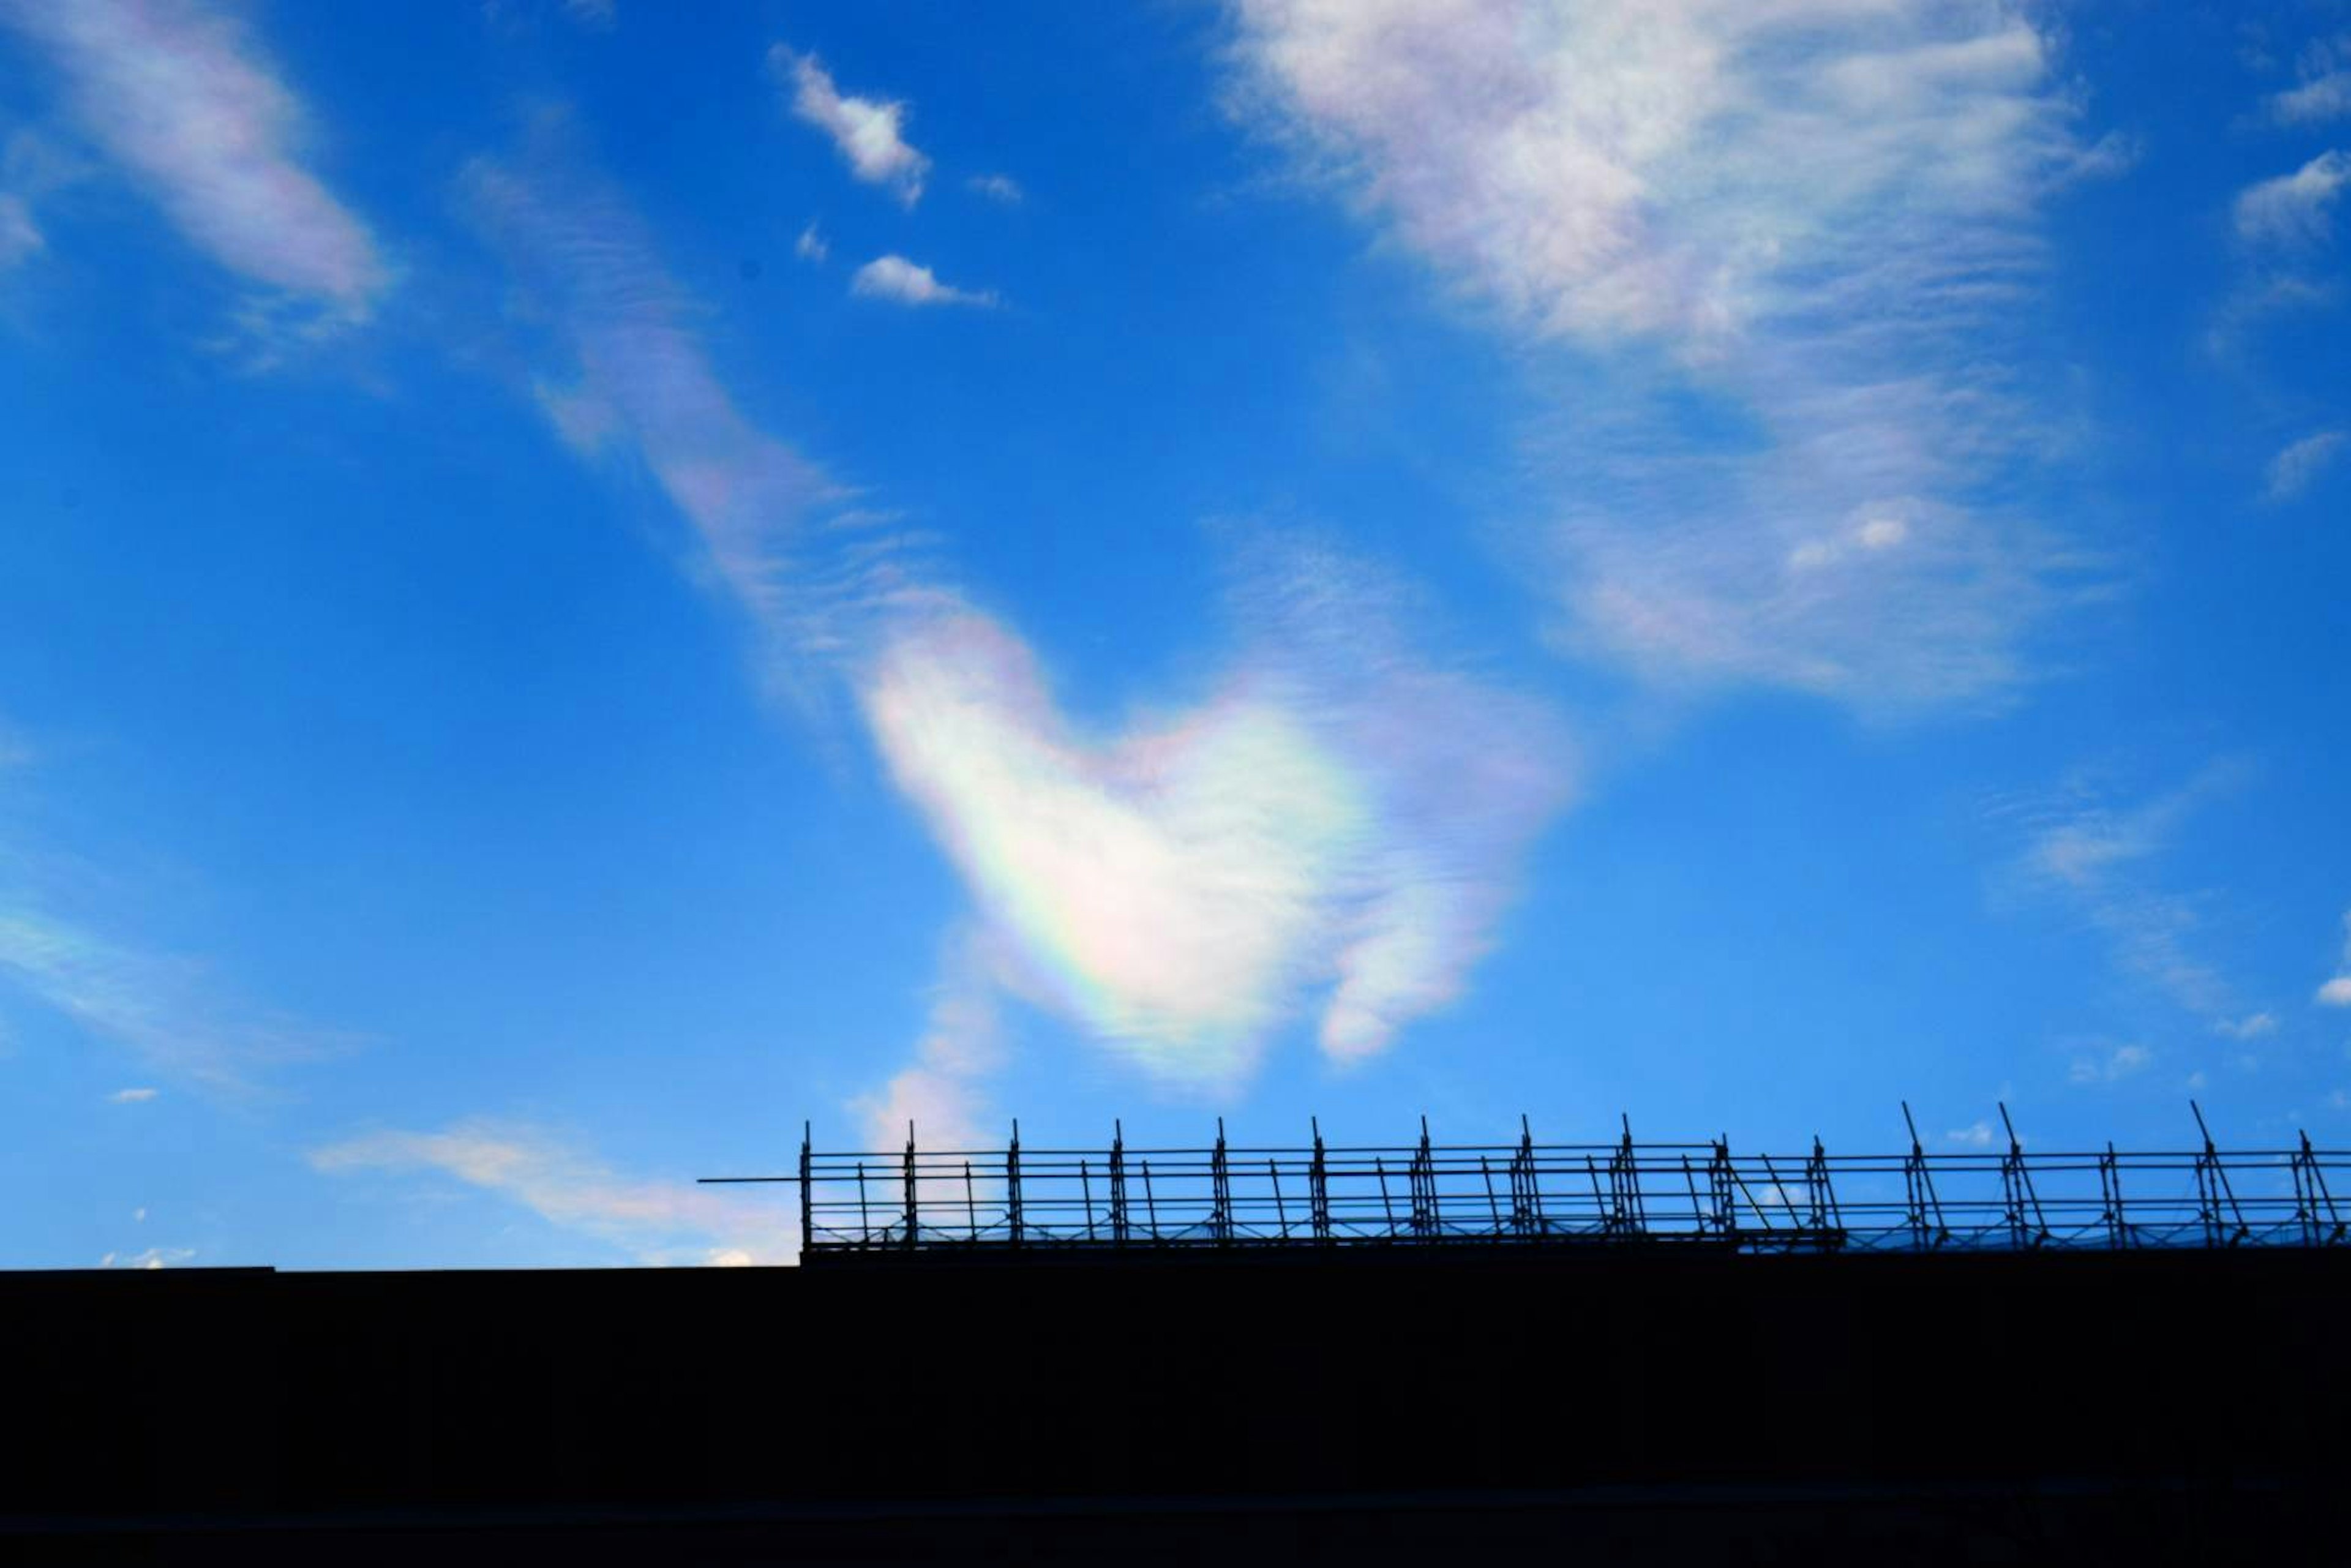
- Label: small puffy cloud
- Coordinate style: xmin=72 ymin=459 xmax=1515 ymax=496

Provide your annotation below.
xmin=850 ymin=253 xmax=997 ymax=308
xmin=2235 ymin=150 xmax=2351 ymax=249
xmin=0 ymin=192 xmax=40 ymax=269
xmin=2214 ymin=1011 xmax=2278 ymax=1041
xmin=2270 ymin=37 xmax=2351 ymax=125
xmin=2265 ymin=429 xmax=2346 ymax=500
xmin=2272 ymin=74 xmax=2351 ymax=126
xmin=309 ymin=1119 xmax=796 ymax=1266
xmin=966 ymin=173 xmax=1023 ymax=204
xmin=770 ymin=45 xmax=929 ymax=205
xmin=100 ymin=1247 xmax=193 ymax=1270
xmin=2320 ymin=911 xmax=2351 ymax=1007
xmin=1945 ymin=1120 xmax=1995 ymax=1147
xmin=4 ymin=0 xmax=387 ymax=325
xmin=794 ymin=219 xmax=828 ymax=263
xmin=107 ymin=1086 xmax=158 ymax=1103
xmin=2070 ymin=1041 xmax=2151 ymax=1085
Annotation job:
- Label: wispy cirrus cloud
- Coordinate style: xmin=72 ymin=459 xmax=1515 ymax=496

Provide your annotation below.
xmin=2266 ymin=429 xmax=2346 ymax=500
xmin=471 ymin=135 xmax=1572 ymax=1104
xmin=2317 ymin=910 xmax=2351 ymax=1007
xmin=850 ymin=253 xmax=997 ymax=309
xmin=2236 ymin=150 xmax=2350 ymax=250
xmin=462 ymin=125 xmax=902 ymax=689
xmin=0 ymin=190 xmax=40 ymax=269
xmin=1228 ymin=0 xmax=2103 ymax=711
xmin=1997 ymin=762 xmax=2255 ymax=1025
xmin=2268 ymin=34 xmax=2351 ymax=126
xmin=770 ymin=45 xmax=929 ymax=206
xmin=2 ymin=0 xmax=387 ymax=329
xmin=309 ymin=1120 xmax=796 ymax=1266
xmin=0 ymin=902 xmax=345 ymax=1092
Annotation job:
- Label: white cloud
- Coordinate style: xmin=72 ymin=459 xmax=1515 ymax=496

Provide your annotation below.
xmin=966 ymin=173 xmax=1023 ymax=204
xmin=4 ymin=0 xmax=386 ymax=324
xmin=309 ymin=1120 xmax=796 ymax=1266
xmin=770 ymin=45 xmax=929 ymax=205
xmin=2215 ymin=1011 xmax=2278 ymax=1041
xmin=2265 ymin=429 xmax=2346 ymax=500
xmin=2235 ymin=150 xmax=2351 ymax=250
xmin=473 ymin=143 xmax=1572 ymax=1098
xmin=850 ymin=254 xmax=997 ymax=308
xmin=2069 ymin=1041 xmax=2151 ymax=1085
xmin=795 ymin=219 xmax=828 ymax=263
xmin=1945 ymin=1120 xmax=1994 ymax=1148
xmin=0 ymin=191 xmax=40 ymax=269
xmin=1229 ymin=0 xmax=2102 ymax=711
xmin=2270 ymin=37 xmax=2351 ymax=126
xmin=0 ymin=904 xmax=346 ymax=1090
xmin=2273 ymin=74 xmax=2351 ymax=126
xmin=107 ymin=1086 xmax=158 ymax=1103
xmin=2002 ymin=762 xmax=2251 ymax=1021
xmin=860 ymin=550 xmax=1571 ymax=1089
xmin=100 ymin=1246 xmax=193 ymax=1270
xmin=462 ymin=130 xmax=898 ymax=691
xmin=852 ymin=926 xmax=1008 ymax=1151
xmin=2318 ymin=910 xmax=2351 ymax=1007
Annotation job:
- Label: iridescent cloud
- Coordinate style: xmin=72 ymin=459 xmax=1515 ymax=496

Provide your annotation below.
xmin=4 ymin=0 xmax=386 ymax=323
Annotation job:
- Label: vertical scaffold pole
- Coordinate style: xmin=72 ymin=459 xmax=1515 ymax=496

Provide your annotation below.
xmin=1997 ymin=1103 xmax=2046 ymax=1248
xmin=2190 ymin=1101 xmax=2247 ymax=1247
xmin=1211 ymin=1118 xmax=1233 ymax=1245
xmin=1310 ymin=1118 xmax=1332 ymax=1243
xmin=1900 ymin=1103 xmax=1946 ymax=1250
xmin=1512 ymin=1115 xmax=1543 ymax=1237
xmin=798 ymin=1121 xmax=813 ymax=1252
xmin=1109 ymin=1120 xmax=1128 ymax=1247
xmin=2293 ymin=1130 xmax=2342 ymax=1246
xmin=902 ymin=1120 xmax=919 ymax=1250
xmin=1711 ymin=1137 xmax=1736 ymax=1244
xmin=1409 ymin=1117 xmax=1438 ymax=1239
xmin=1007 ymin=1119 xmax=1023 ymax=1248
xmin=1805 ymin=1136 xmax=1841 ymax=1241
xmin=2098 ymin=1141 xmax=2128 ymax=1249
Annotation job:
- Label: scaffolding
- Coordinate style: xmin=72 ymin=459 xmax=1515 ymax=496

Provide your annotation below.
xmin=702 ymin=1103 xmax=2349 ymax=1262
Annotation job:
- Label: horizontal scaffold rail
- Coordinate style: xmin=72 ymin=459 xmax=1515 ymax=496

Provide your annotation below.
xmin=700 ymin=1103 xmax=2350 ymax=1261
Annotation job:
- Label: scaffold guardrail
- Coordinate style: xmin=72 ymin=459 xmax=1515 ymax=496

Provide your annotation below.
xmin=701 ymin=1103 xmax=2348 ymax=1261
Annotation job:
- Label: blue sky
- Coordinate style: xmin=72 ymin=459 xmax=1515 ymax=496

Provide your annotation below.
xmin=2 ymin=0 xmax=2348 ymax=1270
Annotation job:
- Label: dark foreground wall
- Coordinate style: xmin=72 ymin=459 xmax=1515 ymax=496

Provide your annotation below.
xmin=6 ymin=1245 xmax=2345 ymax=1564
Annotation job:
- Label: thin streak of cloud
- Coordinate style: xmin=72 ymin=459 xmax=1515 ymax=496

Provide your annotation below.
xmin=2 ymin=0 xmax=387 ymax=324
xmin=2265 ymin=429 xmax=2345 ymax=500
xmin=462 ymin=125 xmax=908 ymax=691
xmin=0 ymin=191 xmax=40 ymax=269
xmin=2235 ymin=150 xmax=2350 ymax=250
xmin=966 ymin=173 xmax=1022 ymax=204
xmin=1998 ymin=762 xmax=2252 ymax=1022
xmin=2318 ymin=911 xmax=2351 ymax=1007
xmin=308 ymin=1120 xmax=795 ymax=1266
xmin=0 ymin=903 xmax=347 ymax=1092
xmin=850 ymin=254 xmax=997 ymax=309
xmin=794 ymin=219 xmax=828 ymax=263
xmin=1229 ymin=0 xmax=2105 ymax=711
xmin=107 ymin=1086 xmax=158 ymax=1103
xmin=769 ymin=45 xmax=928 ymax=206
xmin=99 ymin=1246 xmax=193 ymax=1270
